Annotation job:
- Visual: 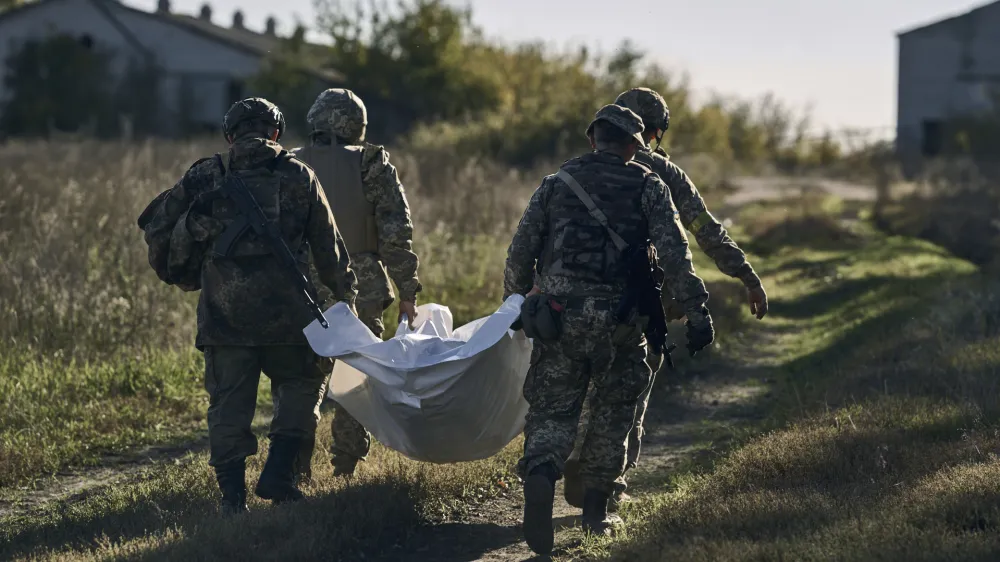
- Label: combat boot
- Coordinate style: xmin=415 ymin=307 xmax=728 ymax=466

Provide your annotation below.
xmin=522 ymin=462 xmax=558 ymax=555
xmin=562 ymin=457 xmax=584 ymax=508
xmin=293 ymin=435 xmax=316 ymax=487
xmin=330 ymin=454 xmax=359 ymax=477
xmin=254 ymin=436 xmax=305 ymax=503
xmin=582 ymin=489 xmax=623 ymax=537
xmin=214 ymin=459 xmax=249 ymax=516
xmin=608 ymin=491 xmax=632 ymax=513
xmin=608 ymin=480 xmax=631 ymax=513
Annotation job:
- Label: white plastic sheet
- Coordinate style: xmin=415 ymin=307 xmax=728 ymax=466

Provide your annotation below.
xmin=302 ymin=295 xmax=532 ymax=464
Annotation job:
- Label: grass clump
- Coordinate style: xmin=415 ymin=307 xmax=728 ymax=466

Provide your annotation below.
xmin=583 ymin=200 xmax=1000 ymax=561
xmin=0 ymin=425 xmax=522 ymax=561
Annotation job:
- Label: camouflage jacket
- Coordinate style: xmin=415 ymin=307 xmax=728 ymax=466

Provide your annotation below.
xmin=145 ymin=137 xmax=358 ymax=348
xmin=504 ymin=151 xmax=709 ymax=320
xmin=292 ymin=139 xmax=421 ymax=307
xmin=635 ymin=147 xmax=761 ymax=288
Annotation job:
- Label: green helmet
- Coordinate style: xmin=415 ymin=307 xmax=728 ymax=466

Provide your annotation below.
xmin=614 ymin=87 xmax=670 ymax=133
xmin=585 ymin=104 xmax=645 ymax=145
xmin=223 ymin=97 xmax=285 ymax=140
xmin=306 ymin=88 xmax=368 ymax=144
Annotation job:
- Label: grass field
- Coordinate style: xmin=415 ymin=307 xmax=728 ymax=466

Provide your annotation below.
xmin=2 ymin=139 xmax=999 ymax=560
xmin=589 ymin=201 xmax=1000 ymax=561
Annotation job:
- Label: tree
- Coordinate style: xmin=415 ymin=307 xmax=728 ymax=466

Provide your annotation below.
xmin=0 ymin=34 xmax=116 ymax=136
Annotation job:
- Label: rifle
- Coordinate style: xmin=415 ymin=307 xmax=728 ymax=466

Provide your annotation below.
xmin=616 ymin=242 xmax=675 ymax=369
xmin=208 ymin=153 xmax=329 ymax=329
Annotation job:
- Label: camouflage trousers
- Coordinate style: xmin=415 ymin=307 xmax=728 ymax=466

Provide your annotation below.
xmin=569 ymin=348 xmax=663 ymax=494
xmin=518 ymin=297 xmax=651 ymax=495
xmin=296 ymin=301 xmax=385 ymax=477
xmin=203 ymin=345 xmax=329 ymax=467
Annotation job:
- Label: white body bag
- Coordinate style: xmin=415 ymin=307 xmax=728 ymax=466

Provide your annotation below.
xmin=303 ymin=295 xmax=532 ymax=464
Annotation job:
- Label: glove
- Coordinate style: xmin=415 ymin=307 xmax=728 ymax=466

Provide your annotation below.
xmin=684 ymin=306 xmax=714 ymax=357
xmin=510 ymin=316 xmax=524 ymax=331
xmin=662 ymin=297 xmax=686 ymax=321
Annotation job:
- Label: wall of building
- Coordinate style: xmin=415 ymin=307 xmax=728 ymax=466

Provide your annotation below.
xmin=0 ymin=0 xmax=263 ymax=134
xmin=897 ymin=2 xmax=1000 ymax=175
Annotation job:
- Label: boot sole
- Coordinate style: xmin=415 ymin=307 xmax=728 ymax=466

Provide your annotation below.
xmin=523 ymin=474 xmax=555 ymax=554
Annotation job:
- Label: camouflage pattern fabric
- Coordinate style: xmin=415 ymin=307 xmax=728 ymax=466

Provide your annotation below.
xmin=293 ymin=137 xmax=422 ymax=306
xmin=635 ymin=147 xmax=762 ymax=288
xmin=295 ymin=301 xmax=384 ymax=477
xmin=203 ymin=345 xmax=330 ymax=467
xmin=571 ymin=357 xmax=657 ymax=495
xmin=505 ymin=144 xmax=711 ymax=493
xmin=504 ymin=152 xmax=709 ymax=322
xmin=585 ymin=104 xmax=646 ymax=145
xmin=143 ymin=136 xmax=358 ymax=348
xmin=306 ymin=88 xmax=368 ymax=144
xmin=518 ymin=298 xmax=650 ymax=494
xmin=614 ymin=87 xmax=670 ymax=132
xmin=330 ymin=300 xmax=384 ymax=462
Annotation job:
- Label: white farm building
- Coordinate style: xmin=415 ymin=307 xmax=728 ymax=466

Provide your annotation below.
xmin=0 ymin=0 xmax=342 ymax=135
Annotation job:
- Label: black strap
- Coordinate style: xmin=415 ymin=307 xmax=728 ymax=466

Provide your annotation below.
xmin=266 ymin=150 xmax=291 ymax=172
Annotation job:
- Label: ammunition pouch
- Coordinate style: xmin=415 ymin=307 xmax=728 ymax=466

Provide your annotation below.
xmin=519 ymin=294 xmax=564 ymax=342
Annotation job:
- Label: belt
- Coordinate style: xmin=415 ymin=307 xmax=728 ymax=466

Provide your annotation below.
xmin=552 ymin=296 xmax=613 ymax=311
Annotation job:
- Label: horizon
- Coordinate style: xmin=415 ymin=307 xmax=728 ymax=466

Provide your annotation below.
xmin=125 ymin=0 xmax=992 ymax=138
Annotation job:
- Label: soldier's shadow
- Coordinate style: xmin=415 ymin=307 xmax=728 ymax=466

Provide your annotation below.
xmin=374 ymin=514 xmax=581 ymax=562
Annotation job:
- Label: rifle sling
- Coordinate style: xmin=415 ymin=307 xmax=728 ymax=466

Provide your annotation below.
xmin=555 ymin=169 xmax=629 ymax=252
xmin=210 ymin=151 xmax=288 ymax=257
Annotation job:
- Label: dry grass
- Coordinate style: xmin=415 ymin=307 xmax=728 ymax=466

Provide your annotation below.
xmin=0 ymin=137 xmax=548 ymax=560
xmin=8 ymin=137 xmax=1000 ymax=561
xmin=0 ymin=424 xmax=522 ymax=561
xmin=583 ymin=202 xmax=1000 ymax=561
xmin=0 ymin=138 xmax=550 ymax=490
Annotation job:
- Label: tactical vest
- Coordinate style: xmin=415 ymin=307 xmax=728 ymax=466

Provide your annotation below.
xmin=206 ymin=152 xmax=303 ymax=258
xmin=632 ymin=149 xmax=664 ymax=175
xmin=295 ymin=144 xmax=379 ymax=255
xmin=540 ymin=156 xmax=651 ymax=287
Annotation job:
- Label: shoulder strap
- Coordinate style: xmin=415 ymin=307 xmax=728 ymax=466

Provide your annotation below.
xmin=266 ymin=149 xmax=292 ymax=172
xmin=213 ymin=153 xmax=227 ymax=176
xmin=555 ymin=169 xmax=629 ymax=252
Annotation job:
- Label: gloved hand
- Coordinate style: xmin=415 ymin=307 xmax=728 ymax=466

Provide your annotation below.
xmin=684 ymin=306 xmax=714 ymax=357
xmin=747 ymin=284 xmax=768 ymax=320
xmin=662 ymin=297 xmax=686 ymax=321
xmin=510 ymin=316 xmax=524 ymax=331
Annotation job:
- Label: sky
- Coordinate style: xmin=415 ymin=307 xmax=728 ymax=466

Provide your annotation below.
xmin=130 ymin=0 xmax=991 ymax=134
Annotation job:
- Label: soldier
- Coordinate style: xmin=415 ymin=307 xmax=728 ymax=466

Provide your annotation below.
xmin=562 ymin=87 xmax=770 ymax=512
xmin=292 ymin=88 xmax=422 ymax=479
xmin=140 ymin=98 xmax=358 ymax=514
xmin=504 ymin=104 xmax=715 ymax=553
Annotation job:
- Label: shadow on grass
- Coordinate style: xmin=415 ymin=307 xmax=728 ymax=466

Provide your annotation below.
xmin=0 ymin=474 xmax=423 ymax=561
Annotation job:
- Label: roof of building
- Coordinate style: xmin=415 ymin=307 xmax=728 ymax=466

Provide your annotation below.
xmin=897 ymin=0 xmax=1000 ymax=37
xmin=0 ymin=0 xmax=343 ymax=81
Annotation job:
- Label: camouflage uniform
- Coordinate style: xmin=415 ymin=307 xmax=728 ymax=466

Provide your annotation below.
xmin=505 ymin=104 xmax=713 ymax=549
xmin=566 ymin=88 xmax=765 ymax=508
xmin=141 ymin=98 xmax=358 ymax=513
xmin=292 ymin=88 xmax=422 ymax=477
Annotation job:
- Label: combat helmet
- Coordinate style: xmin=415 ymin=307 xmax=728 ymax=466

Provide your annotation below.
xmin=585 ymin=104 xmax=645 ymax=146
xmin=614 ymin=87 xmax=670 ymax=134
xmin=306 ymin=88 xmax=368 ymax=144
xmin=223 ymin=97 xmax=285 ymax=141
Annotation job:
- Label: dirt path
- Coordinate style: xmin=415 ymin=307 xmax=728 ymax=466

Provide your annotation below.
xmin=376 ymin=349 xmax=771 ymax=562
xmin=0 ymin=175 xmax=874 ymax=557
xmin=0 ymin=409 xmax=274 ymax=520
xmin=370 ymin=176 xmax=874 ymax=562
xmin=723 ymin=176 xmax=875 ymax=207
